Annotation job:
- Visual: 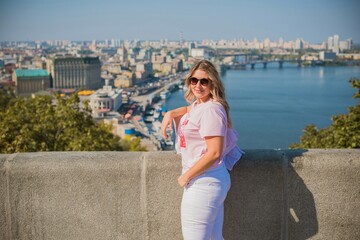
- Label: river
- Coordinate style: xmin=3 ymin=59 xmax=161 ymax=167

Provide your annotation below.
xmin=162 ymin=63 xmax=360 ymax=149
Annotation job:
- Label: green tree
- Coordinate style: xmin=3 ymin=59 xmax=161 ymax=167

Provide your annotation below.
xmin=290 ymin=78 xmax=360 ymax=149
xmin=0 ymin=93 xmax=146 ymax=153
xmin=0 ymin=86 xmax=16 ymax=112
xmin=120 ymin=137 xmax=147 ymax=151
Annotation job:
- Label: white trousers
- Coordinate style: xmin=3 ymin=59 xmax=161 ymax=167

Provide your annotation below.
xmin=181 ymin=165 xmax=231 ymax=240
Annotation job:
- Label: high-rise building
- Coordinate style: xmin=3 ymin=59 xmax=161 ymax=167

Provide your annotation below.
xmin=327 ymin=36 xmax=333 ymax=51
xmin=135 ymin=61 xmax=153 ymax=83
xmin=171 ymin=59 xmax=183 ymax=72
xmin=180 ymin=31 xmax=184 ymax=46
xmin=117 ymin=45 xmax=128 ymax=62
xmin=339 ymin=41 xmax=347 ymax=51
xmin=347 ymin=38 xmax=353 ymax=50
xmin=333 ymin=34 xmax=340 ymax=53
xmin=295 ymin=38 xmax=304 ymax=50
xmin=110 ymin=39 xmax=121 ymax=48
xmin=278 ymin=37 xmax=284 ymax=48
xmin=188 ymin=42 xmax=195 ymax=55
xmin=338 ymin=38 xmax=352 ymax=51
xmin=263 ymin=38 xmax=271 ymax=49
xmin=48 ymin=57 xmax=101 ymax=90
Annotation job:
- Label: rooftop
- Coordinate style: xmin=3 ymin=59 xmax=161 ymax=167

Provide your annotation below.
xmin=53 ymin=56 xmax=100 ymax=64
xmin=15 ymin=69 xmax=49 ymax=77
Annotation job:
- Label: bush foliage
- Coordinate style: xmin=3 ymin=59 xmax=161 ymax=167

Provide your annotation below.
xmin=290 ymin=78 xmax=360 ymax=149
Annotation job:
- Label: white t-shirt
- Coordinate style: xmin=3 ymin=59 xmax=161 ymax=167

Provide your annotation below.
xmin=177 ymin=100 xmax=227 ymax=172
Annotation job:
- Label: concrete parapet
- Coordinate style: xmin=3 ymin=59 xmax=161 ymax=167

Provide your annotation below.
xmin=0 ymin=150 xmax=359 ymax=240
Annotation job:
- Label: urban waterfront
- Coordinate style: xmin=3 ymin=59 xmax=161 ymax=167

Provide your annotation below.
xmin=164 ymin=64 xmax=360 ymax=149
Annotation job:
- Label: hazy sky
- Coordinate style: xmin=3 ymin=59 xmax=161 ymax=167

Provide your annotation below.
xmin=1 ymin=0 xmax=359 ymax=43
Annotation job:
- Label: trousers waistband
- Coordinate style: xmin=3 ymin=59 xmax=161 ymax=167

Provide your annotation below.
xmin=182 ymin=162 xmax=225 ymax=174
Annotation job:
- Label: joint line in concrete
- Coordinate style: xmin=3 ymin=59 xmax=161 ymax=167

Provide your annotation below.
xmin=141 ymin=153 xmax=149 ymax=240
xmin=4 ymin=153 xmax=19 ymax=240
xmin=280 ymin=152 xmax=289 ymax=240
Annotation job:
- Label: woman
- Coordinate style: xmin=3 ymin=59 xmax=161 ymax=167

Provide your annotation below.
xmin=161 ymin=60 xmax=240 ymax=240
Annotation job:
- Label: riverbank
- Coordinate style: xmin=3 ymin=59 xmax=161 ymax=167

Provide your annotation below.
xmin=128 ymin=72 xmax=186 ymax=151
xmin=132 ymin=72 xmax=186 ymax=105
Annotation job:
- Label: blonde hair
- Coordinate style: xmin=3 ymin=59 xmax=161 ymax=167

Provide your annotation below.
xmin=184 ymin=60 xmax=232 ymax=128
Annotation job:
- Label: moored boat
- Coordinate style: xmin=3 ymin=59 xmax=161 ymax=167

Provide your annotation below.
xmin=160 ymin=90 xmax=171 ymax=99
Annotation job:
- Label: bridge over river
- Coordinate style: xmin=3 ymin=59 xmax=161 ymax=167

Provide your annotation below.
xmin=214 ymin=50 xmax=313 ymax=69
xmin=227 ymin=59 xmax=306 ymax=69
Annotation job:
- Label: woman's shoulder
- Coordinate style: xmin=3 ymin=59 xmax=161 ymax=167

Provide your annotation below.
xmin=191 ymin=100 xmax=225 ymax=117
xmin=204 ymin=100 xmax=225 ymax=112
xmin=198 ymin=101 xmax=226 ymax=120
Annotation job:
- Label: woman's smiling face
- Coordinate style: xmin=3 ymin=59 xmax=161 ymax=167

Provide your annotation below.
xmin=190 ymin=69 xmax=211 ymax=103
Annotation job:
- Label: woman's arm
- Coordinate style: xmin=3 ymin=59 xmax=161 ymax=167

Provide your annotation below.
xmin=178 ymin=135 xmax=224 ymax=187
xmin=161 ymin=105 xmax=191 ymax=138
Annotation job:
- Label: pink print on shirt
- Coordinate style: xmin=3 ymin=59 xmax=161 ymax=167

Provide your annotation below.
xmin=179 ymin=118 xmax=189 ymax=148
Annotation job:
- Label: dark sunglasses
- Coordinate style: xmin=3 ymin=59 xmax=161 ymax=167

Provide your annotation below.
xmin=190 ymin=77 xmax=210 ymax=86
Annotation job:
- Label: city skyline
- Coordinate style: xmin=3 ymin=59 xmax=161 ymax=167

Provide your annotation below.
xmin=0 ymin=0 xmax=359 ymax=43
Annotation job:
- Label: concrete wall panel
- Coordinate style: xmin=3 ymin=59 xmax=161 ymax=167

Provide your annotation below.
xmin=288 ymin=149 xmax=360 ymax=240
xmin=0 ymin=150 xmax=359 ymax=240
xmin=224 ymin=150 xmax=285 ymax=240
xmin=6 ymin=152 xmax=145 ymax=240
xmin=145 ymin=152 xmax=183 ymax=240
